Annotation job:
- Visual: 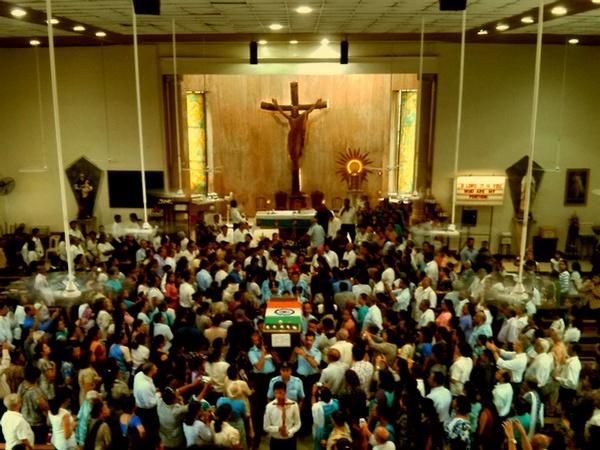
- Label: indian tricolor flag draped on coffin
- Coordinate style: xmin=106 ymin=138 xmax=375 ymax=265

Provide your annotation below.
xmin=265 ymin=298 xmax=302 ymax=332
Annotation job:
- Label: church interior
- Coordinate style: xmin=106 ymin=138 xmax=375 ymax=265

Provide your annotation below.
xmin=0 ymin=0 xmax=599 ymax=449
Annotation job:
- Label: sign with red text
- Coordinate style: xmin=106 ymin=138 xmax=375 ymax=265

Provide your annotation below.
xmin=456 ymin=176 xmax=505 ymax=205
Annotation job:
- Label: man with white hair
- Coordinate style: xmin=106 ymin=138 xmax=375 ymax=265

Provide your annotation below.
xmin=525 ymin=338 xmax=554 ymax=390
xmin=330 ymin=329 xmax=353 ymax=367
xmin=0 ymin=393 xmax=34 ymax=450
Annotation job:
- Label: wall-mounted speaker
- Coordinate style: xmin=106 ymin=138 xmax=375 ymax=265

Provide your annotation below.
xmin=340 ymin=40 xmax=349 ymax=64
xmin=461 ymin=209 xmax=478 ymax=227
xmin=249 ymin=41 xmax=258 ymax=65
xmin=132 ymin=0 xmax=161 ymax=15
xmin=439 ymin=0 xmax=467 ymax=11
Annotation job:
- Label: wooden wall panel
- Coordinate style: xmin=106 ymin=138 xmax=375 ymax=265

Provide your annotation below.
xmin=181 ymin=74 xmax=417 ymax=215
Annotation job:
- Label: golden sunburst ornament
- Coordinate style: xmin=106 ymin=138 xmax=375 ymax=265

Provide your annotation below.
xmin=336 ymin=148 xmax=373 ymax=190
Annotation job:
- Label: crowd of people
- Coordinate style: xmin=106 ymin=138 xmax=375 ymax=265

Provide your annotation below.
xmin=0 ymin=199 xmax=599 ymax=450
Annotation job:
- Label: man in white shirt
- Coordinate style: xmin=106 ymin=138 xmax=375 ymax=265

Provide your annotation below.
xmin=424 ymin=252 xmax=439 ymax=289
xmin=362 ymin=298 xmax=383 ymax=332
xmin=492 ymin=369 xmax=514 ymax=418
xmin=549 ymin=343 xmax=582 ymax=413
xmin=449 ymin=343 xmax=474 ymax=396
xmin=426 ymin=372 xmax=452 ymax=423
xmin=338 ymin=198 xmax=357 ymax=242
xmin=133 ymin=363 xmax=160 ymax=447
xmin=489 ymin=339 xmax=528 ymax=384
xmin=0 ymin=393 xmax=34 ymax=450
xmin=97 ymin=233 xmax=114 ymax=263
xmin=318 ymin=349 xmax=349 ymax=396
xmin=110 ymin=214 xmax=124 ymax=242
xmin=524 ymin=338 xmax=554 ymax=389
xmin=413 ymin=277 xmax=437 ymax=321
xmin=391 ymin=277 xmax=411 ymax=312
xmin=264 ymin=381 xmax=301 ymax=449
xmin=179 ymin=270 xmax=196 ymax=309
xmin=342 ymin=242 xmax=357 ymax=269
xmin=330 ymin=329 xmax=353 ymax=367
xmin=307 ymin=217 xmax=326 ymax=249
xmin=323 ymin=243 xmax=339 ymax=269
xmin=417 ymin=299 xmax=435 ymax=329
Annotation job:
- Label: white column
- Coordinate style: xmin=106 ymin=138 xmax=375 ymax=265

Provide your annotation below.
xmin=132 ymin=7 xmax=151 ymax=228
xmin=449 ymin=9 xmax=467 ymax=231
xmin=172 ymin=19 xmax=184 ymax=196
xmin=516 ymin=0 xmax=545 ymax=288
xmin=45 ymin=0 xmax=79 ymax=296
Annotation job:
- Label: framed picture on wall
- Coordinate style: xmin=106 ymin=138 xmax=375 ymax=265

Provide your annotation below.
xmin=564 ymin=169 xmax=590 ymax=205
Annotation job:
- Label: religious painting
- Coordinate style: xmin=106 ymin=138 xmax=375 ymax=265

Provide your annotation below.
xmin=505 ymin=156 xmax=544 ymax=219
xmin=186 ymin=91 xmax=208 ymax=195
xmin=397 ymin=90 xmax=418 ymax=194
xmin=564 ymin=169 xmax=589 ymax=205
xmin=65 ymin=156 xmax=102 ymax=219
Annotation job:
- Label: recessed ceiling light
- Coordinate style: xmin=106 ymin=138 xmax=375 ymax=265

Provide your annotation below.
xmin=45 ymin=18 xmax=60 ymax=25
xmin=521 ymin=16 xmax=534 ymax=24
xmin=269 ymin=23 xmax=284 ymax=30
xmin=296 ymin=6 xmax=313 ymax=14
xmin=320 ymin=38 xmax=330 ymax=45
xmin=289 ymin=40 xmax=299 ymax=44
xmin=73 ymin=25 xmax=86 ymax=32
xmin=258 ymin=39 xmax=268 ymax=45
xmin=496 ymin=24 xmax=510 ymax=31
xmin=568 ymin=38 xmax=579 ymax=44
xmin=477 ymin=29 xmax=488 ymax=35
xmin=551 ymin=6 xmax=568 ymax=16
xmin=95 ymin=31 xmax=107 ymax=37
xmin=29 ymin=39 xmax=41 ymax=46
xmin=10 ymin=8 xmax=27 ymax=18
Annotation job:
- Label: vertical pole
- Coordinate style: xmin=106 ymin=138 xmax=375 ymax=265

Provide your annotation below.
xmin=45 ymin=0 xmax=79 ymax=296
xmin=517 ymin=0 xmax=545 ymax=286
xmin=413 ymin=17 xmax=425 ymax=195
xmin=132 ymin=6 xmax=150 ymax=228
xmin=449 ymin=9 xmax=467 ymax=231
xmin=172 ymin=19 xmax=184 ymax=195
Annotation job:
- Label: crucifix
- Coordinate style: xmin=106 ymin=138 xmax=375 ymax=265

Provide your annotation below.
xmin=261 ymin=82 xmax=327 ymax=194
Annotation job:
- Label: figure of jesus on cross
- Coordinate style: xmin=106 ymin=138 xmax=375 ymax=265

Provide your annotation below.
xmin=261 ymin=82 xmax=327 ymax=194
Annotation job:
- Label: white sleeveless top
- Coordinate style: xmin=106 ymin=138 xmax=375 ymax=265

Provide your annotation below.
xmin=49 ymin=408 xmax=77 ymax=450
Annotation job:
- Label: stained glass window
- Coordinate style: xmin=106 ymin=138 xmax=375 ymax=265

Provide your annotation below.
xmin=396 ymin=90 xmax=418 ymax=194
xmin=186 ymin=92 xmax=208 ymax=194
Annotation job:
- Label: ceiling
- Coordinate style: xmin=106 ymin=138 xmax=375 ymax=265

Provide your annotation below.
xmin=1 ymin=0 xmax=600 ymax=45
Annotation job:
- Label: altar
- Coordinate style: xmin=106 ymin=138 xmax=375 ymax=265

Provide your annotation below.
xmin=155 ymin=193 xmax=228 ymax=234
xmin=255 ymin=209 xmax=315 ymax=240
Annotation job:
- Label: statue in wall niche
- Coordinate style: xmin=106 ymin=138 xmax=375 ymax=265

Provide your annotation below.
xmin=66 ymin=156 xmax=102 ymax=220
xmin=261 ymin=82 xmax=328 ymax=194
xmin=506 ymin=156 xmax=544 ymax=220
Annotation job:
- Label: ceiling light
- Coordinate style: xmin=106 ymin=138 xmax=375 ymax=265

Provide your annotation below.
xmin=45 ymin=18 xmax=60 ymax=25
xmin=593 ymin=0 xmax=600 ymax=4
xmin=568 ymin=38 xmax=579 ymax=44
xmin=269 ymin=23 xmax=283 ymax=30
xmin=258 ymin=39 xmax=268 ymax=45
xmin=95 ymin=31 xmax=107 ymax=37
xmin=289 ymin=40 xmax=298 ymax=44
xmin=496 ymin=24 xmax=509 ymax=31
xmin=551 ymin=6 xmax=568 ymax=16
xmin=320 ymin=38 xmax=330 ymax=45
xmin=296 ymin=6 xmax=313 ymax=14
xmin=477 ymin=29 xmax=488 ymax=35
xmin=73 ymin=25 xmax=86 ymax=32
xmin=29 ymin=39 xmax=41 ymax=46
xmin=521 ymin=16 xmax=534 ymax=24
xmin=10 ymin=8 xmax=27 ymax=18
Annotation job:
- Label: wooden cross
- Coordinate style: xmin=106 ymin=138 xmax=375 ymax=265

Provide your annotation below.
xmin=261 ymin=82 xmax=327 ymax=193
